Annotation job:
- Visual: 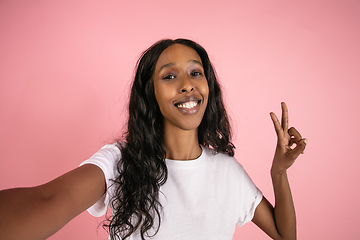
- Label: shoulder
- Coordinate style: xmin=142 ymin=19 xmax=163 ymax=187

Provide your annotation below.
xmin=80 ymin=142 xmax=122 ymax=179
xmin=202 ymin=147 xmax=246 ymax=175
xmin=86 ymin=143 xmax=121 ymax=162
xmin=94 ymin=142 xmax=122 ymax=157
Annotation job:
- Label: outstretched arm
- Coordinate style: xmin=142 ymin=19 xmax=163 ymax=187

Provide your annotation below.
xmin=252 ymin=102 xmax=307 ymax=240
xmin=0 ymin=164 xmax=106 ymax=240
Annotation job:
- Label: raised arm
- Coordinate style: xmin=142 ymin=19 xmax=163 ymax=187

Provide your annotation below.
xmin=0 ymin=163 xmax=106 ymax=240
xmin=252 ymin=102 xmax=307 ymax=240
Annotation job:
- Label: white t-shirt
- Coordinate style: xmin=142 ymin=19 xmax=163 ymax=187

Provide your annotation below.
xmin=81 ymin=144 xmax=263 ymax=240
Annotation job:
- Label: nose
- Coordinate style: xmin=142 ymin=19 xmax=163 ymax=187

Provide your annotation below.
xmin=180 ymin=75 xmax=194 ymax=93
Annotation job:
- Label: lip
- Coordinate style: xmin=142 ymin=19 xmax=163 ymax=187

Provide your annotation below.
xmin=176 ymin=101 xmax=201 ymax=115
xmin=173 ymin=95 xmax=202 ymax=115
xmin=174 ymin=95 xmax=202 ymax=106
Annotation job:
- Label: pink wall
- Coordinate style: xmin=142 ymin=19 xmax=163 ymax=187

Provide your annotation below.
xmin=1 ymin=0 xmax=359 ymax=239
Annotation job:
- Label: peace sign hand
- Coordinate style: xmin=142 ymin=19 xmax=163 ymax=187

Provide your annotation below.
xmin=270 ymin=102 xmax=307 ymax=175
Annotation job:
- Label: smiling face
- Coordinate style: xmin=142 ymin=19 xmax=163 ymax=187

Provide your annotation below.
xmin=153 ymin=44 xmax=209 ymax=133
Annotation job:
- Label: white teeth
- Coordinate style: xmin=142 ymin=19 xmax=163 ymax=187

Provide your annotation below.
xmin=177 ymin=101 xmax=198 ymax=109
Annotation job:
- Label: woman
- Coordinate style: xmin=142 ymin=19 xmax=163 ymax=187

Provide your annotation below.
xmin=0 ymin=39 xmax=307 ymax=240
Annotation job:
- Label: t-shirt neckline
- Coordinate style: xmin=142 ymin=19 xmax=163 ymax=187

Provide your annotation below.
xmin=165 ymin=146 xmax=207 ymax=169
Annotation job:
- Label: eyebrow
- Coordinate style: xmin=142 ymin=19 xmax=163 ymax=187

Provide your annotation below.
xmin=159 ymin=62 xmax=175 ymax=72
xmin=158 ymin=60 xmax=203 ymax=72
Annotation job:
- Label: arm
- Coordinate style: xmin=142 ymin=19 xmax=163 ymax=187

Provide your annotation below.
xmin=252 ymin=102 xmax=307 ymax=240
xmin=0 ymin=163 xmax=106 ymax=240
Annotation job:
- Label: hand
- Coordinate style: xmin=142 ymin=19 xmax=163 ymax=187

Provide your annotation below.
xmin=270 ymin=102 xmax=307 ymax=175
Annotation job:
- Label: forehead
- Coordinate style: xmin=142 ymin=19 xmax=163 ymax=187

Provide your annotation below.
xmin=155 ymin=44 xmax=202 ymax=69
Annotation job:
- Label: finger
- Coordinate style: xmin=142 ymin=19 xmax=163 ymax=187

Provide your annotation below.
xmin=281 ymin=102 xmax=289 ymax=133
xmin=289 ymin=137 xmax=296 ymax=148
xmin=288 ymin=127 xmax=302 ymax=143
xmin=288 ymin=138 xmax=308 ymax=159
xmin=270 ymin=112 xmax=283 ymax=136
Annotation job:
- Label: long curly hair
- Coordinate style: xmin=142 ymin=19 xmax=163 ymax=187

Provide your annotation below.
xmin=106 ymin=39 xmax=235 ymax=239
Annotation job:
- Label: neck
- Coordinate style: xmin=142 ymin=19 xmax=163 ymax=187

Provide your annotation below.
xmin=163 ymin=124 xmax=202 ymax=161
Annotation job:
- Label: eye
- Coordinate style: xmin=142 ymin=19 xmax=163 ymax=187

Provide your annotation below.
xmin=191 ymin=71 xmax=203 ymax=77
xmin=163 ymin=74 xmax=176 ymax=80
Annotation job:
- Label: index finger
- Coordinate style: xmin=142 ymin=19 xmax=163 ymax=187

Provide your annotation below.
xmin=281 ymin=102 xmax=289 ymax=132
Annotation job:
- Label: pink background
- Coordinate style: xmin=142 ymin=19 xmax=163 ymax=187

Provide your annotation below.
xmin=1 ymin=0 xmax=359 ymax=239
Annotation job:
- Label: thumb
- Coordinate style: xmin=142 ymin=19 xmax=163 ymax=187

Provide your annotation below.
xmin=288 ymin=138 xmax=308 ymax=159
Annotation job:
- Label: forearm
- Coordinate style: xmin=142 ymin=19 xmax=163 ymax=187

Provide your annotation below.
xmin=0 ymin=164 xmax=106 ymax=240
xmin=271 ymin=169 xmax=296 ymax=240
xmin=0 ymin=186 xmax=72 ymax=240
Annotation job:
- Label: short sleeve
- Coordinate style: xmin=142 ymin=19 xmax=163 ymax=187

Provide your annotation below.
xmin=236 ymin=165 xmax=263 ymax=226
xmin=79 ymin=143 xmax=121 ymax=217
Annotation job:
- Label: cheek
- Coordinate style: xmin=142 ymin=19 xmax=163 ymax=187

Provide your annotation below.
xmin=155 ymin=85 xmax=170 ymax=101
xmin=199 ymin=80 xmax=210 ymax=102
xmin=154 ymin=83 xmax=175 ymax=111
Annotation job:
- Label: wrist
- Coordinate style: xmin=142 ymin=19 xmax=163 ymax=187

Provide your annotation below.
xmin=271 ymin=165 xmax=287 ymax=179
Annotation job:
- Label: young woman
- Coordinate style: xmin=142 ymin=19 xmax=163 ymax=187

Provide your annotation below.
xmin=0 ymin=39 xmax=307 ymax=240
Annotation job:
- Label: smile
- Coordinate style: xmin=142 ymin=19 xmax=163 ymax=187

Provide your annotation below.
xmin=175 ymin=101 xmax=199 ymax=109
